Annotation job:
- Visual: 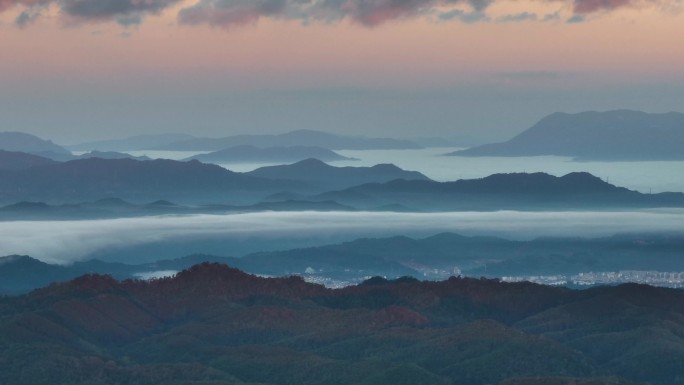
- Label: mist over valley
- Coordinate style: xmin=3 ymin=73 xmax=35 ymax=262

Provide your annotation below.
xmin=3 ymin=112 xmax=684 ymax=384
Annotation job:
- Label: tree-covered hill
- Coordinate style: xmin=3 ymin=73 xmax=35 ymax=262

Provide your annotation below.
xmin=1 ymin=263 xmax=683 ymax=385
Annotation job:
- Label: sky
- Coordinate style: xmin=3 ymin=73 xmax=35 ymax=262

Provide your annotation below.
xmin=1 ymin=0 xmax=683 ymax=144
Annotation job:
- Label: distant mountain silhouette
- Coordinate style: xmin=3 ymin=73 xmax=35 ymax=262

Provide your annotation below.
xmin=450 ymin=110 xmax=684 ymax=160
xmin=0 ymin=262 xmax=682 ymax=384
xmin=153 ymin=129 xmax=422 ymax=151
xmin=5 ymin=232 xmax=684 ymax=295
xmin=77 ymin=151 xmax=151 ymax=161
xmin=185 ymin=145 xmax=354 ymax=164
xmin=0 ymin=198 xmax=356 ymax=219
xmin=0 ymin=198 xmax=169 ymax=219
xmin=1 ymin=201 xmax=54 ymax=212
xmin=412 ymin=134 xmax=488 ymax=148
xmin=0 ymin=150 xmax=56 ymax=170
xmin=247 ymin=158 xmax=431 ymax=190
xmin=67 ymin=133 xmax=196 ymax=151
xmin=40 ymin=150 xmax=152 ymax=162
xmin=0 ymin=158 xmax=303 ymax=205
xmin=0 ymin=131 xmax=70 ymax=155
xmin=312 ymin=172 xmax=684 ymax=210
xmin=251 ymin=199 xmax=354 ymax=212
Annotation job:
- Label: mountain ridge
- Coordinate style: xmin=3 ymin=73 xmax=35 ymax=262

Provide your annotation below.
xmin=0 ymin=131 xmax=71 ymax=155
xmin=67 ymin=133 xmax=197 ymax=151
xmin=450 ymin=110 xmax=684 ymax=160
xmin=0 ymin=149 xmax=57 ymax=170
xmin=247 ymin=158 xmax=431 ymax=190
xmin=310 ymin=171 xmax=681 ymax=210
xmin=0 ymin=262 xmax=682 ymax=384
xmin=0 ymin=157 xmax=304 ymax=205
xmin=185 ymin=145 xmax=354 ymax=163
xmin=152 ymin=129 xmax=422 ymax=151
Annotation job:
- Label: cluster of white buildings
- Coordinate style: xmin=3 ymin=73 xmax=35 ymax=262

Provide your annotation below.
xmin=502 ymin=271 xmax=684 ymax=288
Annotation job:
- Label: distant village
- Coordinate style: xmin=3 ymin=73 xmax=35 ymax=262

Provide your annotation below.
xmin=502 ymin=271 xmax=684 ymax=289
xmin=300 ymin=269 xmax=684 ymax=289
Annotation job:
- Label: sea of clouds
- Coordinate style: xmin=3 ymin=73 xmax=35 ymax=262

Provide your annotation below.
xmin=2 ymin=209 xmax=683 ymax=264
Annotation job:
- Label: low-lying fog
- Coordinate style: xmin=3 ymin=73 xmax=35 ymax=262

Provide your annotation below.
xmin=2 ymin=210 xmax=683 ymax=264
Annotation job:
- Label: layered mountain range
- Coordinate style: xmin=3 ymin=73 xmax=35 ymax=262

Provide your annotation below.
xmin=3 ymin=115 xmax=684 ymax=385
xmin=10 ymin=110 xmax=684 ymax=161
xmin=1 ymin=154 xmax=682 ymax=210
xmin=0 ymin=156 xmax=429 ymax=206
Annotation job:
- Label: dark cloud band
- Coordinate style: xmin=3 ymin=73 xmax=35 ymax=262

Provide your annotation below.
xmin=177 ymin=0 xmax=489 ymax=28
xmin=0 ymin=0 xmax=677 ymax=28
xmin=2 ymin=0 xmax=181 ymax=26
xmin=62 ymin=0 xmax=179 ymax=20
xmin=573 ymin=0 xmax=636 ymax=13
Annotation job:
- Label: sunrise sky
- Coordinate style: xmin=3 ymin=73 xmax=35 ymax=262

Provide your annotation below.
xmin=1 ymin=0 xmax=683 ymax=143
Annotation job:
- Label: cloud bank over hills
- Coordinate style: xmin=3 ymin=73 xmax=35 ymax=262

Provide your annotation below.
xmin=2 ymin=210 xmax=683 ymax=264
